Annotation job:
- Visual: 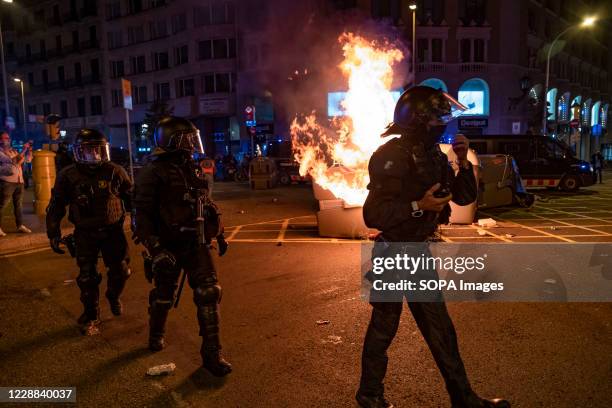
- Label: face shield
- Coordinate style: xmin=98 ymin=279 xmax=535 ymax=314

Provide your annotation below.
xmin=170 ymin=129 xmax=204 ymax=154
xmin=431 ymin=92 xmax=469 ymax=125
xmin=74 ymin=141 xmax=111 ymax=164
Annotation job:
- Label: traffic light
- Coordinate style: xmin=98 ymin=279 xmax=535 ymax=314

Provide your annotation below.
xmin=45 ymin=114 xmax=62 ymax=140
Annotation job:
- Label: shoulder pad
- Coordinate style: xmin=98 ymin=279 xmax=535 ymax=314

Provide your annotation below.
xmin=369 ymin=138 xmax=412 ymax=178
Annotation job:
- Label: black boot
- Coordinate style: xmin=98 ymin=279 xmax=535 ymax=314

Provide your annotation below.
xmin=201 ymin=347 xmax=232 ymax=377
xmin=106 ymin=293 xmax=123 ymax=316
xmin=197 ymin=304 xmax=232 ymax=376
xmin=148 ymin=304 xmax=169 ymax=352
xmin=452 ymin=396 xmax=511 ymax=408
xmin=78 ymin=282 xmax=100 ymax=335
xmin=355 ymin=392 xmax=394 ymax=408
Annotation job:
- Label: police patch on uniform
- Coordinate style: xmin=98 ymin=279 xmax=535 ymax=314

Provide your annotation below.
xmin=384 ymin=161 xmax=394 ymax=170
xmin=98 ymin=180 xmax=108 ymax=189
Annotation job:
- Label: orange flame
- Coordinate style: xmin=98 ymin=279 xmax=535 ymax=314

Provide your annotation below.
xmin=291 ymin=33 xmax=404 ymax=206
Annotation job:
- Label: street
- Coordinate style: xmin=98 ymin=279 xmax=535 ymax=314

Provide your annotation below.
xmin=1 ymin=182 xmax=612 ymax=407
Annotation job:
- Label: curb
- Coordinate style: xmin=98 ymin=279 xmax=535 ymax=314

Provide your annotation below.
xmin=0 ymin=228 xmax=71 ymax=256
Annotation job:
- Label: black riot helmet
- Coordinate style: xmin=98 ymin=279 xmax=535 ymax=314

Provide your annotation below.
xmin=153 ymin=116 xmax=204 ymax=154
xmin=381 ymin=86 xmax=468 ymax=143
xmin=73 ymin=128 xmax=111 ymax=165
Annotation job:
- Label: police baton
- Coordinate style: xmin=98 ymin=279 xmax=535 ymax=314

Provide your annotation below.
xmin=174 ymin=270 xmax=187 ymax=308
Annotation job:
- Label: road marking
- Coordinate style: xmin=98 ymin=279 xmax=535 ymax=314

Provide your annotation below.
xmin=478 ymin=210 xmax=574 ymax=242
xmin=0 ymin=246 xmax=52 ymax=258
xmin=226 ymin=225 xmax=242 ymax=241
xmin=277 ymin=219 xmax=290 ymax=243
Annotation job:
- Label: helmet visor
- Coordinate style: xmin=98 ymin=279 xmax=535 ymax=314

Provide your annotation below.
xmin=438 ymin=92 xmax=469 ymax=124
xmin=170 ymin=130 xmax=204 ymax=154
xmin=74 ymin=141 xmax=111 ymax=164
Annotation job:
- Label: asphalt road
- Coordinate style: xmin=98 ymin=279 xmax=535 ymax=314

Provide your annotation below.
xmin=1 ymin=183 xmax=611 ymax=407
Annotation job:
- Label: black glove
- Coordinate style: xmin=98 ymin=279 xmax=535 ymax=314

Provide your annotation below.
xmin=151 ymin=250 xmax=177 ymax=274
xmin=50 ymin=237 xmax=65 ymax=255
xmin=216 ymin=235 xmax=229 ymax=257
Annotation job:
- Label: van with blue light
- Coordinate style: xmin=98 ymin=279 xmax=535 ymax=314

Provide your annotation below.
xmin=465 ymin=134 xmax=594 ymax=191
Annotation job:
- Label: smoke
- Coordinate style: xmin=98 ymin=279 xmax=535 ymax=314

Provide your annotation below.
xmin=247 ymin=1 xmax=411 ymax=134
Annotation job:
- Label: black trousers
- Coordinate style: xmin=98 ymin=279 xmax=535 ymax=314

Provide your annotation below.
xmin=0 ymin=181 xmax=24 ymax=227
xmin=359 ymin=242 xmax=478 ymax=407
xmin=74 ymin=224 xmax=130 ymax=319
xmin=148 ymin=241 xmax=223 ymax=355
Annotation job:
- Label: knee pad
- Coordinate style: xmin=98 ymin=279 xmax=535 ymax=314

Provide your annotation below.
xmin=149 ymin=287 xmax=175 ymax=310
xmin=108 ymin=260 xmax=131 ymax=280
xmin=77 ymin=264 xmax=102 ymax=289
xmin=194 ymin=284 xmax=222 ymax=305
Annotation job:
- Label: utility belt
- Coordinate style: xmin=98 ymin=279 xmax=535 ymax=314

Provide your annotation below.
xmin=74 ymin=218 xmax=125 ymax=233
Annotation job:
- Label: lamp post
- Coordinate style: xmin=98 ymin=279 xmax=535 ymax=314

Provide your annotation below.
xmin=542 ymin=16 xmax=596 ymax=136
xmin=0 ymin=0 xmax=14 ymax=124
xmin=409 ymin=3 xmax=417 ymax=84
xmin=13 ymin=77 xmax=25 ymax=139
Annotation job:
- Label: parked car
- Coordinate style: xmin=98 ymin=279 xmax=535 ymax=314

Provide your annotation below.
xmin=465 ymin=134 xmax=594 ymax=191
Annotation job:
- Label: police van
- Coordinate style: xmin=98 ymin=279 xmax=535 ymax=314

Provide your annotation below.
xmin=465 ymin=134 xmax=594 ymax=191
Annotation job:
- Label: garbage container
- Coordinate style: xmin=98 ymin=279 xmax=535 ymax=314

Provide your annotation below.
xmin=32 ymin=150 xmax=56 ymax=215
xmin=477 ymin=154 xmax=517 ymax=209
xmin=249 ymin=157 xmax=278 ymax=189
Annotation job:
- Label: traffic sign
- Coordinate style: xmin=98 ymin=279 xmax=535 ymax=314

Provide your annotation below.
xmin=121 ymin=78 xmax=133 ymax=110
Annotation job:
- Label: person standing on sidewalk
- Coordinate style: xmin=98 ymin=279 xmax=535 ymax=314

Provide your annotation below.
xmin=46 ymin=129 xmax=132 ymax=335
xmin=591 ymin=151 xmax=604 ymax=184
xmin=0 ymin=131 xmax=32 ymax=237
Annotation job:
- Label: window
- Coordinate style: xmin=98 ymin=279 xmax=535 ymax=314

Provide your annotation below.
xmin=174 ymin=45 xmax=189 ymax=65
xmin=212 ymin=3 xmax=235 ymax=24
xmin=527 ymin=9 xmax=537 ymax=34
xmin=128 ymin=26 xmax=145 ymax=44
xmin=133 ymin=86 xmax=148 ymax=104
xmin=153 ymin=51 xmax=169 ymax=70
xmin=43 ymin=103 xmax=51 ymax=116
xmin=106 ymin=1 xmax=121 ymax=19
xmin=90 ymin=59 xmax=101 ymax=82
xmin=72 ymin=31 xmax=79 ymax=51
xmin=177 ymin=78 xmax=195 ymax=97
xmin=459 ymin=0 xmax=486 ymax=26
xmin=202 ymin=73 xmax=233 ymax=93
xmin=128 ymin=0 xmax=143 ymax=14
xmin=155 ymin=82 xmax=171 ymax=101
xmin=473 ymin=39 xmax=485 ymax=62
xmin=53 ymin=5 xmax=60 ymax=25
xmin=203 ymin=74 xmax=215 ymax=93
xmin=150 ymin=20 xmax=168 ymax=39
xmin=89 ymin=26 xmax=98 ymax=48
xmin=213 ymin=39 xmax=228 ymax=59
xmin=28 ymin=105 xmax=37 ymax=115
xmin=40 ymin=40 xmax=46 ymax=59
xmin=91 ymin=96 xmax=103 ymax=115
xmin=131 ymin=55 xmax=146 ymax=74
xmin=74 ymin=62 xmax=82 ymax=84
xmin=25 ymin=44 xmax=31 ymax=59
xmin=27 ymin=73 xmax=34 ymax=86
xmin=417 ymin=38 xmax=428 ymax=63
xmin=420 ymin=78 xmax=448 ymax=92
xmin=460 ymin=38 xmax=471 ymax=62
xmin=457 ymin=78 xmax=490 ymax=116
xmin=194 ymin=5 xmax=211 ymax=26
xmin=111 ymin=89 xmax=121 ymax=107
xmin=107 ymin=31 xmax=123 ymax=49
xmin=229 ymin=39 xmax=237 ymax=58
xmin=55 ymin=35 xmax=62 ymax=53
xmin=171 ymin=13 xmax=187 ymax=33
xmin=198 ymin=40 xmax=212 ymax=60
xmin=77 ymin=98 xmax=86 ymax=117
xmin=431 ymin=39 xmax=443 ymax=62
xmin=110 ymin=60 xmax=125 ymax=78
xmin=57 ymin=66 xmax=65 ymax=86
xmin=60 ymin=100 xmax=68 ymax=118
xmin=42 ymin=69 xmax=49 ymax=88
xmin=416 ymin=0 xmax=445 ymax=25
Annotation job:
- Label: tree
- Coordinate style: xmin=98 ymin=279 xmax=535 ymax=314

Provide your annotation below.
xmin=142 ymin=100 xmax=174 ymax=142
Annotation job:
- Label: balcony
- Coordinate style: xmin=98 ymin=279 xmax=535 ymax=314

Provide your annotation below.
xmin=417 ymin=63 xmax=447 ymax=73
xmin=460 ymin=63 xmax=487 ymax=73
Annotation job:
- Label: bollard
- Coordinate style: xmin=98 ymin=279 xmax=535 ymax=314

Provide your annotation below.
xmin=32 ymin=150 xmax=57 ymax=215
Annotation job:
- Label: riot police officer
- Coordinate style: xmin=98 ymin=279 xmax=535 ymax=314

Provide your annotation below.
xmin=356 ymin=86 xmax=510 ymax=408
xmin=46 ymin=129 xmax=132 ymax=335
xmin=132 ymin=116 xmax=232 ymax=377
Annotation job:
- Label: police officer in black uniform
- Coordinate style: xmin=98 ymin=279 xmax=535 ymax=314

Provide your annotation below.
xmin=356 ymin=87 xmax=510 ymax=408
xmin=132 ymin=116 xmax=232 ymax=377
xmin=47 ymin=129 xmax=132 ymax=335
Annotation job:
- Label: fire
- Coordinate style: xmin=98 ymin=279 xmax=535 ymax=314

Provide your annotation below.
xmin=291 ymin=33 xmax=404 ymax=206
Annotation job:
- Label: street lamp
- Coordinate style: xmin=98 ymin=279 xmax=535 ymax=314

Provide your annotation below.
xmin=13 ymin=77 xmax=26 ymax=139
xmin=542 ymin=15 xmax=597 ymax=135
xmin=409 ymin=3 xmax=417 ymax=83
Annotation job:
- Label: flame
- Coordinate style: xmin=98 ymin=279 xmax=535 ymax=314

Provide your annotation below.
xmin=291 ymin=33 xmax=404 ymax=206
